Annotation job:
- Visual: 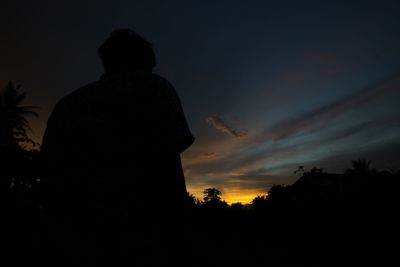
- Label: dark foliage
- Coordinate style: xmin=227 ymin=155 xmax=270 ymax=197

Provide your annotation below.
xmin=3 ymin=153 xmax=400 ymax=266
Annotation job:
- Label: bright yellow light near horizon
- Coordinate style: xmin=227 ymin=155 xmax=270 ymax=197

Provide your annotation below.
xmin=223 ymin=192 xmax=268 ymax=205
xmin=187 ymin=185 xmax=267 ymax=205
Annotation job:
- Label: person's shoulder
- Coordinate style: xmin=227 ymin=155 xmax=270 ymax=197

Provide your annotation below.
xmin=52 ymin=80 xmax=103 ymax=111
xmin=145 ymin=73 xmax=177 ymax=97
xmin=66 ymin=79 xmax=105 ymax=99
xmin=148 ymin=73 xmax=172 ymax=85
xmin=122 ymin=71 xmax=177 ymax=98
xmin=122 ymin=71 xmax=174 ymax=89
xmin=151 ymin=73 xmax=175 ymax=90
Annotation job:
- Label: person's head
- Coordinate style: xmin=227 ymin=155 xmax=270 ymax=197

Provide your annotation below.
xmin=98 ymin=29 xmax=156 ymax=73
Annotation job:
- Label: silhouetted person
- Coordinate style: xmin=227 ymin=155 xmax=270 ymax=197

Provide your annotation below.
xmin=40 ymin=29 xmax=194 ymax=266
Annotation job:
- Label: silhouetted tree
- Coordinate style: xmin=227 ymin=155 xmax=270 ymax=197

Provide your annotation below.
xmin=230 ymin=202 xmax=244 ymax=210
xmin=293 ymin=165 xmax=305 ymax=175
xmin=0 ymin=81 xmax=38 ymax=148
xmin=0 ymin=81 xmax=38 ymax=214
xmin=310 ymin=167 xmax=324 ymax=174
xmin=185 ymin=192 xmax=202 ymax=208
xmin=230 ymin=202 xmax=245 ymax=214
xmin=294 ymin=166 xmax=323 ymax=175
xmin=203 ymin=188 xmax=222 ymax=202
xmin=202 ymin=188 xmax=228 ymax=209
xmin=251 ymin=195 xmax=268 ymax=211
xmin=0 ymin=82 xmax=40 ymax=266
xmin=345 ymin=159 xmax=375 ymax=176
xmin=265 ymin=184 xmax=292 ymax=209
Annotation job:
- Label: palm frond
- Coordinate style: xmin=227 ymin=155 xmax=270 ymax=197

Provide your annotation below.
xmin=0 ymin=81 xmax=40 ymax=147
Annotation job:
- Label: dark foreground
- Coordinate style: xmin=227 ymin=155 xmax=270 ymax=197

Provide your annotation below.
xmin=3 ymin=208 xmax=398 ymax=267
xmin=3 ymin=171 xmax=399 ymax=266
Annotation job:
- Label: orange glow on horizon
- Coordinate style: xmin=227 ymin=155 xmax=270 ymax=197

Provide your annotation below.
xmin=223 ymin=192 xmax=268 ymax=205
xmin=187 ymin=185 xmax=268 ymax=205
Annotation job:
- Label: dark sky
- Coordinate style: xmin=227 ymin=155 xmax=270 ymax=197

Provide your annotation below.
xmin=2 ymin=0 xmax=400 ymax=202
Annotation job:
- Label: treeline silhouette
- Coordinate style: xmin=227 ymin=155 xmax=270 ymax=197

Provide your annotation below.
xmin=1 ymin=82 xmax=399 ymax=266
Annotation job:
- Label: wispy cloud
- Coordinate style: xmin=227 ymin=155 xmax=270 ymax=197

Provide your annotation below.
xmin=185 ymin=116 xmax=400 ymax=181
xmin=185 ymin=76 xmax=400 ymax=203
xmin=203 ymin=152 xmax=217 ymax=158
xmin=258 ymin=76 xmax=400 ymax=141
xmin=236 ymin=117 xmax=400 ymax=171
xmin=206 ymin=116 xmax=247 ymax=138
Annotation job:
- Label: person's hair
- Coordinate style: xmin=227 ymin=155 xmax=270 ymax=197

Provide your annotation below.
xmin=98 ymin=29 xmax=156 ymax=73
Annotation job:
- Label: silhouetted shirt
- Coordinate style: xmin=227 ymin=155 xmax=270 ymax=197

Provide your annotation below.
xmin=41 ymin=71 xmax=194 ymax=219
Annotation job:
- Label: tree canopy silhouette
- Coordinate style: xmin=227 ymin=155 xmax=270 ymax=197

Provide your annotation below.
xmin=0 ymin=81 xmax=38 ymax=149
xmin=203 ymin=188 xmax=223 ymax=202
xmin=201 ymin=188 xmax=228 ymax=210
xmin=1 ymin=81 xmax=41 ymax=267
xmin=346 ymin=158 xmax=375 ymax=176
xmin=1 ymin=81 xmax=39 ymax=194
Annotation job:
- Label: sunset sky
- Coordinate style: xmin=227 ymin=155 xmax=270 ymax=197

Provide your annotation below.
xmin=1 ymin=0 xmax=400 ymax=203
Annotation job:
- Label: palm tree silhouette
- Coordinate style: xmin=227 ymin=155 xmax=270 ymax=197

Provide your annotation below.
xmin=346 ymin=159 xmax=374 ymax=176
xmin=0 ymin=81 xmax=38 ymax=149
